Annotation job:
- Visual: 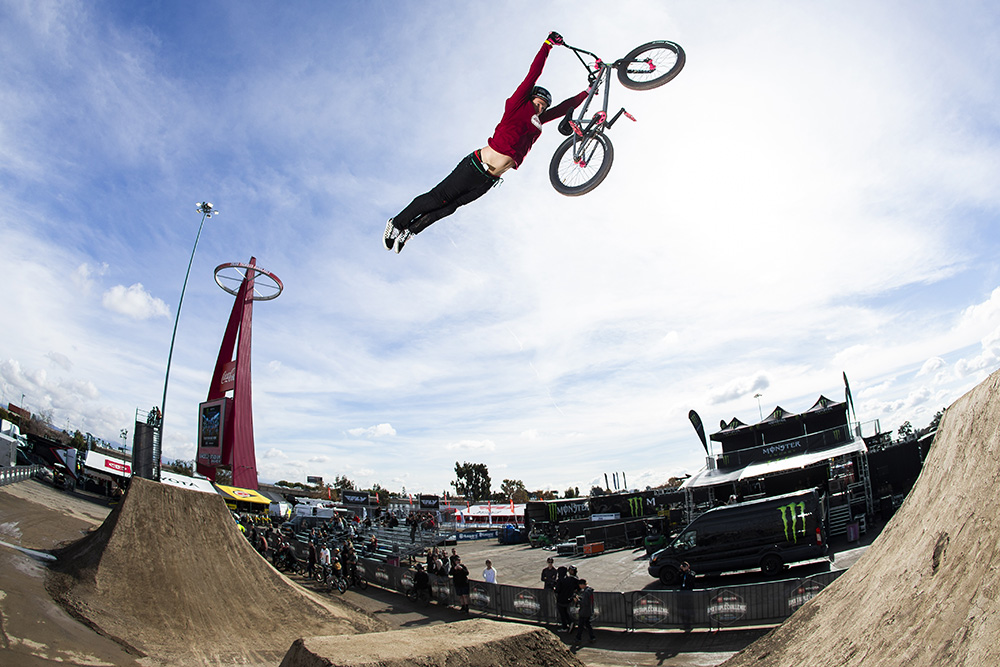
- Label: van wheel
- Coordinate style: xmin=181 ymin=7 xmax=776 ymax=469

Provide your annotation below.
xmin=760 ymin=554 xmax=783 ymax=577
xmin=659 ymin=566 xmax=679 ymax=586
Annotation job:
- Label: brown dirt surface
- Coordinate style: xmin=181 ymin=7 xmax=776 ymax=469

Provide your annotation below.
xmin=46 ymin=477 xmax=385 ymax=666
xmin=719 ymin=367 xmax=1000 ymax=667
xmin=278 ymin=617 xmax=586 ymax=667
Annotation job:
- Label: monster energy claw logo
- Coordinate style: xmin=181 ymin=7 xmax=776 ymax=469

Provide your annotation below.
xmin=778 ymin=501 xmax=807 ymax=543
xmin=627 ymin=496 xmax=644 ymax=517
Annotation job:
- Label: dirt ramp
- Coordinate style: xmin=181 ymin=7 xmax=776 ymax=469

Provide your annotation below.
xmin=721 ymin=368 xmax=1000 ymax=667
xmin=47 ymin=477 xmax=383 ymax=665
xmin=280 ymin=618 xmax=585 ymax=667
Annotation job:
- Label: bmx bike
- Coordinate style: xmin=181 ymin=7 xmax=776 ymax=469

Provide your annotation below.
xmin=549 ymin=39 xmax=685 ymax=196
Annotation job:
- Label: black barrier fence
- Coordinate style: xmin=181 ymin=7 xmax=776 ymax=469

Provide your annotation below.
xmin=359 ymin=559 xmax=844 ymax=631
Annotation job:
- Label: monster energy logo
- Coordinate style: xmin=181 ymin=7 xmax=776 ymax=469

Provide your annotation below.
xmin=778 ymin=501 xmax=807 ymax=543
xmin=548 ymin=504 xmax=558 ymax=522
xmin=627 ymin=496 xmax=643 ymax=517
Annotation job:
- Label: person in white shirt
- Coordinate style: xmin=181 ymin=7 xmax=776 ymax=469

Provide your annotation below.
xmin=483 ymin=559 xmax=497 ymax=584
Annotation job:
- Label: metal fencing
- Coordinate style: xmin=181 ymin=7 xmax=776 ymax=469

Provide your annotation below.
xmin=359 ymin=559 xmax=844 ymax=631
xmin=0 ymin=465 xmax=40 ymax=487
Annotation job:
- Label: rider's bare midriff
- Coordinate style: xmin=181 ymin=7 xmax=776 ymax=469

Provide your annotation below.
xmin=480 ymin=145 xmax=516 ymax=176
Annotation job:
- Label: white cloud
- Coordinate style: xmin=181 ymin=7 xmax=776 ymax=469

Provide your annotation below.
xmin=347 ymin=423 xmax=396 ymax=439
xmin=917 ymin=357 xmax=946 ymax=377
xmin=445 ymin=440 xmax=497 ymax=452
xmin=708 ymin=373 xmax=771 ymax=405
xmin=101 ymin=283 xmax=169 ymax=320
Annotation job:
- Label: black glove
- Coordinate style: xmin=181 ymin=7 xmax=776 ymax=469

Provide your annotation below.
xmin=547 ymin=31 xmax=564 ymax=46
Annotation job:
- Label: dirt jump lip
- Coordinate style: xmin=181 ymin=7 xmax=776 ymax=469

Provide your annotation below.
xmin=718 ymin=367 xmax=1000 ymax=667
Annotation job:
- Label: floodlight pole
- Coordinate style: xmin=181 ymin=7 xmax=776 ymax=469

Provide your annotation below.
xmin=155 ymin=202 xmax=218 ymax=481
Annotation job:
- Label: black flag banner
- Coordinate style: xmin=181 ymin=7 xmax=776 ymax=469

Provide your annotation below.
xmin=689 ymin=409 xmax=709 ymax=455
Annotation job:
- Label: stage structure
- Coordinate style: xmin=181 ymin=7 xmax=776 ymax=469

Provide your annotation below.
xmin=195 ymin=257 xmax=283 ymax=490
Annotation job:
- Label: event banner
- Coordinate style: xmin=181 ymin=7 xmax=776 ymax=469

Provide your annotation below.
xmin=419 ymin=494 xmax=440 ymax=510
xmin=343 ymin=491 xmax=370 ymax=505
xmin=197 ymin=398 xmax=229 ymax=468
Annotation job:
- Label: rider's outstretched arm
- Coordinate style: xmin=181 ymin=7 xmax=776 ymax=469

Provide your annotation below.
xmin=541 ymin=90 xmax=588 ymax=124
xmin=507 ymin=39 xmax=554 ymax=107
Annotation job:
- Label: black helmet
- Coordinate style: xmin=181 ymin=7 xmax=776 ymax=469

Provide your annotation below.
xmin=531 ymin=86 xmax=552 ymax=107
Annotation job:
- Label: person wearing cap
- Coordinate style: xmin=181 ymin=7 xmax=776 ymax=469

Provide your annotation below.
xmin=541 ymin=557 xmax=558 ymax=591
xmin=384 ymin=31 xmax=589 ymax=253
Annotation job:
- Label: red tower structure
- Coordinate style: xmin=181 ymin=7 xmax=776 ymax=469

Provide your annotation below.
xmin=195 ymin=257 xmax=282 ymax=490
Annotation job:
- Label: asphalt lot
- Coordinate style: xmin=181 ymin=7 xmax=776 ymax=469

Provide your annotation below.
xmin=440 ymin=526 xmax=876 ymax=594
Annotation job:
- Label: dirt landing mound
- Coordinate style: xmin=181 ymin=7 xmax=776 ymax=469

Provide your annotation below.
xmin=47 ymin=477 xmax=384 ymax=666
xmin=280 ymin=618 xmax=585 ymax=667
xmin=721 ymin=368 xmax=1000 ymax=667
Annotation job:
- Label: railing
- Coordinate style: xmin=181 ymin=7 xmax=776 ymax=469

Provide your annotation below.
xmin=360 ymin=559 xmax=844 ymax=630
xmin=716 ymin=426 xmax=854 ymax=471
xmin=0 ymin=465 xmax=41 ymax=487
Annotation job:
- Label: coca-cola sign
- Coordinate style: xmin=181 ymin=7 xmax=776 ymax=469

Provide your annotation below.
xmin=219 ymin=360 xmax=237 ymax=392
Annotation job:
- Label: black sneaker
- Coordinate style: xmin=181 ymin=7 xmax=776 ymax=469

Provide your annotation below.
xmin=383 ymin=219 xmax=399 ymax=250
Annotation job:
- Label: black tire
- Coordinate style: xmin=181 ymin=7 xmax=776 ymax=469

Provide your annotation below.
xmin=617 ymin=40 xmax=685 ymax=91
xmin=761 ymin=554 xmax=783 ymax=577
xmin=658 ymin=566 xmax=679 ymax=586
xmin=336 ymin=577 xmax=348 ymax=594
xmin=356 ymin=575 xmax=368 ymax=591
xmin=549 ymin=133 xmax=614 ymax=196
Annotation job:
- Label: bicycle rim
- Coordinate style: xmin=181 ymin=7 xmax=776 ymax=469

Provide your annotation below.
xmin=617 ymin=41 xmax=685 ymax=90
xmin=549 ymin=133 xmax=614 ymax=196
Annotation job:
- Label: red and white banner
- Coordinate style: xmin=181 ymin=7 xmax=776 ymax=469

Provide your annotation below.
xmin=84 ymin=451 xmax=132 ymax=479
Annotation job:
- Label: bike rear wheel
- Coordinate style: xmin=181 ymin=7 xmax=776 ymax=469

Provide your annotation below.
xmin=549 ymin=133 xmax=614 ymax=196
xmin=617 ymin=40 xmax=685 ymax=90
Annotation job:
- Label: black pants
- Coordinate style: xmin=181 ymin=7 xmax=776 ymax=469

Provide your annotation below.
xmin=557 ymin=603 xmax=572 ymax=629
xmin=394 ymin=151 xmax=499 ymax=234
xmin=576 ymin=615 xmax=594 ymax=640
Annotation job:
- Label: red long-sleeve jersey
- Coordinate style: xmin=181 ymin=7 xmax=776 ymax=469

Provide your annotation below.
xmin=487 ymin=42 xmax=588 ymax=168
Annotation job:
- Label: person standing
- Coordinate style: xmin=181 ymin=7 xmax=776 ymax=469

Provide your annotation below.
xmin=678 ymin=561 xmax=696 ymax=632
xmin=483 ymin=559 xmax=498 ymax=584
xmin=540 ymin=557 xmax=558 ymax=590
xmin=451 ymin=556 xmax=471 ymax=612
xmin=554 ymin=566 xmax=577 ymax=633
xmin=575 ymin=579 xmax=597 ymax=643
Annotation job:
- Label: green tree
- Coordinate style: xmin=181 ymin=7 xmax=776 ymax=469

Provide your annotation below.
xmin=162 ymin=459 xmax=194 ymax=476
xmin=452 ymin=461 xmax=491 ymax=502
xmin=334 ymin=474 xmax=356 ymax=490
xmin=564 ymin=486 xmax=580 ymax=498
xmin=500 ymin=479 xmax=526 ymax=498
xmin=897 ymin=421 xmax=914 ymax=440
xmin=927 ymin=409 xmax=945 ymax=432
xmin=590 ymin=486 xmax=605 ymax=497
xmin=70 ymin=430 xmax=87 ymax=451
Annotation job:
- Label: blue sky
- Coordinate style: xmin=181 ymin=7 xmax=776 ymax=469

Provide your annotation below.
xmin=2 ymin=1 xmax=999 ymax=495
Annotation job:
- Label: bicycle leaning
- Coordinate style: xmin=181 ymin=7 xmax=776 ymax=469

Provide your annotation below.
xmin=549 ymin=38 xmax=685 ymax=196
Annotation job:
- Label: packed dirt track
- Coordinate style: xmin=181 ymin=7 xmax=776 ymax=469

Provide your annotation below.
xmin=46 ymin=477 xmax=385 ymax=666
xmin=720 ymin=367 xmax=1000 ymax=667
xmin=280 ymin=618 xmax=585 ymax=667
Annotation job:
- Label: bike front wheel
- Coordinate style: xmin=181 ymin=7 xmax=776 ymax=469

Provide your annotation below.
xmin=617 ymin=40 xmax=685 ymax=90
xmin=549 ymin=133 xmax=614 ymax=196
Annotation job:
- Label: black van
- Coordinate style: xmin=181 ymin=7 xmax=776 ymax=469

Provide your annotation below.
xmin=648 ymin=488 xmax=828 ymax=585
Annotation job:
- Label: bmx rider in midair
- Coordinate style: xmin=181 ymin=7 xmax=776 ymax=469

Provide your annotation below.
xmin=384 ymin=31 xmax=588 ymax=253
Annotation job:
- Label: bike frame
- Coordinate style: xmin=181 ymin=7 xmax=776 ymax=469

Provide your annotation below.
xmin=563 ymin=44 xmax=636 ymax=165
